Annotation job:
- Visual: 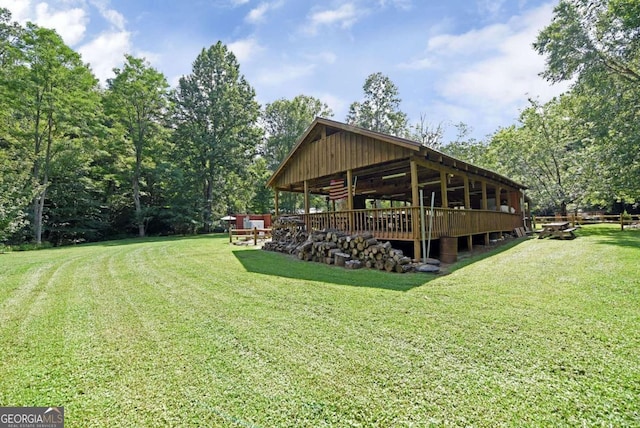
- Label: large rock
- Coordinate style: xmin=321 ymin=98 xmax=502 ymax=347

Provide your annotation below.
xmin=416 ymin=264 xmax=440 ymax=273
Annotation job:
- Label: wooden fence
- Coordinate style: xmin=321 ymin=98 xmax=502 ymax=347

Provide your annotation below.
xmin=533 ymin=214 xmax=640 ymax=231
xmin=229 ymin=227 xmax=272 ymax=245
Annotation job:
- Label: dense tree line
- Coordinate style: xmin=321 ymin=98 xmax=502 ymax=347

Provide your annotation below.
xmin=0 ymin=9 xmax=318 ymax=245
xmin=440 ymin=0 xmax=639 ymax=215
xmin=1 ymin=0 xmax=638 ymax=246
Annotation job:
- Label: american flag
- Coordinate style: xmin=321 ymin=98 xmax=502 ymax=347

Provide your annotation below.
xmin=329 ymin=177 xmax=356 ymax=200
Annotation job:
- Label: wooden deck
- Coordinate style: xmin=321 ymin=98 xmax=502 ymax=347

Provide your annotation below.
xmin=300 ymin=207 xmax=523 ymax=241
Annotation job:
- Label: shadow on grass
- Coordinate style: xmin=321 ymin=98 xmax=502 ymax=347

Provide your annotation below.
xmin=578 ymin=224 xmax=640 ymax=250
xmin=232 ymin=249 xmax=435 ymax=292
xmin=447 ymin=237 xmax=530 ymax=274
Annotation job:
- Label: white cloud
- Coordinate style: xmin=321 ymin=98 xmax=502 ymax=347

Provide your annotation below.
xmin=256 ymin=63 xmax=316 ymax=86
xmin=305 ymin=50 xmax=337 ymax=64
xmin=0 ymin=0 xmax=32 ymax=22
xmin=399 ymin=57 xmax=436 ymax=70
xmin=228 ymin=37 xmax=264 ymax=63
xmin=402 ymin=2 xmax=571 ymax=138
xmin=443 ymin=4 xmax=569 ymax=105
xmin=231 ymin=0 xmax=250 ymax=5
xmin=306 ymin=3 xmax=362 ymax=35
xmin=3 ymin=0 xmax=156 ymax=84
xmin=246 ymin=3 xmax=269 ymax=23
xmin=78 ymin=30 xmax=131 ymax=83
xmin=90 ymin=0 xmax=126 ymax=31
xmin=412 ymin=3 xmax=568 ymax=107
xmin=310 ymin=91 xmax=348 ymax=117
xmin=477 ymin=0 xmax=506 ymax=17
xmin=245 ymin=1 xmax=282 ymax=24
xmin=378 ymin=0 xmax=412 ymax=11
xmin=34 ymin=2 xmax=88 ymax=46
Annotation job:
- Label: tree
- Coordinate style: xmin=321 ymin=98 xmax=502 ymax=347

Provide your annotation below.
xmin=104 ymin=55 xmax=170 ymax=237
xmin=0 ymin=9 xmax=29 ymax=242
xmin=3 ymin=24 xmax=102 ymax=244
xmin=0 ymin=8 xmax=21 ymax=67
xmin=172 ymin=42 xmax=261 ymax=232
xmin=262 ymin=95 xmax=333 ymax=170
xmin=346 ymin=72 xmax=408 ymax=136
xmin=440 ymin=123 xmax=487 ymax=166
xmin=487 ymin=97 xmax=591 ymax=215
xmin=535 ymin=0 xmax=640 ymax=205
xmin=409 ymin=113 xmax=444 ymax=149
xmin=261 ymin=95 xmax=333 ymax=213
xmin=0 ymin=140 xmax=31 ymax=243
xmin=246 ymin=157 xmax=273 ymax=214
xmin=534 ymin=0 xmax=639 ymax=84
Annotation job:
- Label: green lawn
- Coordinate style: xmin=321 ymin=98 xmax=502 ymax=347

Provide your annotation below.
xmin=0 ymin=225 xmax=638 ymax=427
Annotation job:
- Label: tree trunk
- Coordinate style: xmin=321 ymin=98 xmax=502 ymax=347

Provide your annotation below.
xmin=33 ymin=189 xmax=46 ymax=245
xmin=203 ymin=175 xmax=214 ymax=233
xmin=560 ymin=200 xmax=567 ymax=218
xmin=133 ymin=177 xmax=145 ymax=237
xmin=33 ymin=110 xmax=53 ymax=245
xmin=133 ymin=138 xmax=146 ymax=237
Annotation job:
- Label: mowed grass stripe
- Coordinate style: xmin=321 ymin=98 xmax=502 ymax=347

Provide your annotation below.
xmin=0 ymin=250 xmax=102 ymax=410
xmin=70 ymin=240 xmax=292 ymax=426
xmin=0 ymin=225 xmax=638 ymax=426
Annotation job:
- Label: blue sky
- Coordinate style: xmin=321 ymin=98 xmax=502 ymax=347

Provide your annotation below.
xmin=0 ymin=0 xmax=570 ymax=140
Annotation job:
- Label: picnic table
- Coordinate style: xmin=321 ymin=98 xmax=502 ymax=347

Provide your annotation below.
xmin=537 ymin=221 xmax=577 ymax=240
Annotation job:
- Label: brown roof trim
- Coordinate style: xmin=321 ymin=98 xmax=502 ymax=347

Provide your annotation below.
xmin=267 ymin=117 xmax=422 ymax=187
xmin=267 ymin=117 xmax=526 ymax=190
xmin=318 ymin=117 xmax=423 ymax=151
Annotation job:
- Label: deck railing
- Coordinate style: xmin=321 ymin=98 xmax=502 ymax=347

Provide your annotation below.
xmin=298 ymin=207 xmax=523 ymax=241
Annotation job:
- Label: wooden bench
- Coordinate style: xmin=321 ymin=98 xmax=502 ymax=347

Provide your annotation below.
xmin=556 ymin=227 xmax=577 ymax=239
xmin=537 ymin=222 xmax=577 ymax=240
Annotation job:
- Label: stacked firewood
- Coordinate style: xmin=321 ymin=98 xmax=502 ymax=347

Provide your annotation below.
xmin=263 ymin=216 xmax=307 ymax=254
xmin=265 ymin=223 xmax=417 ymax=273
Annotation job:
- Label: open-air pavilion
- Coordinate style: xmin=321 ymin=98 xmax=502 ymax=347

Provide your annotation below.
xmin=267 ymin=118 xmax=528 ymax=260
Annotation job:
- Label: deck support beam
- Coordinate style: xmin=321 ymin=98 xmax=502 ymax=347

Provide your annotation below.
xmin=481 ymin=181 xmax=489 ymax=245
xmin=410 ymin=155 xmax=512 ymax=192
xmin=463 ymin=176 xmax=472 ymax=250
xmin=304 ymin=180 xmax=310 ymax=215
xmin=347 ymin=169 xmax=353 ymax=232
xmin=440 ymin=171 xmax=448 ymax=208
xmin=410 ymin=160 xmax=421 ymax=260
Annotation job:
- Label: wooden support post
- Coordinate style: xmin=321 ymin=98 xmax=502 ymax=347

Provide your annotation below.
xmin=274 ymin=190 xmax=279 ymax=216
xmin=347 ymin=169 xmax=353 ymax=232
xmin=496 ymin=187 xmax=502 ymax=211
xmin=480 ymin=181 xmax=490 ymax=245
xmin=481 ymin=181 xmax=488 ymax=210
xmin=347 ymin=170 xmax=353 ymax=211
xmin=303 ymin=180 xmax=310 ymax=215
xmin=440 ymin=171 xmax=449 ymax=240
xmin=410 ymin=160 xmax=421 ymax=260
xmin=463 ymin=177 xmax=471 ymax=209
xmin=481 ymin=181 xmax=489 ymax=245
xmin=440 ymin=171 xmax=448 ymax=208
xmin=463 ymin=176 xmax=472 ymax=250
xmin=253 ymin=227 xmax=258 ymax=245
